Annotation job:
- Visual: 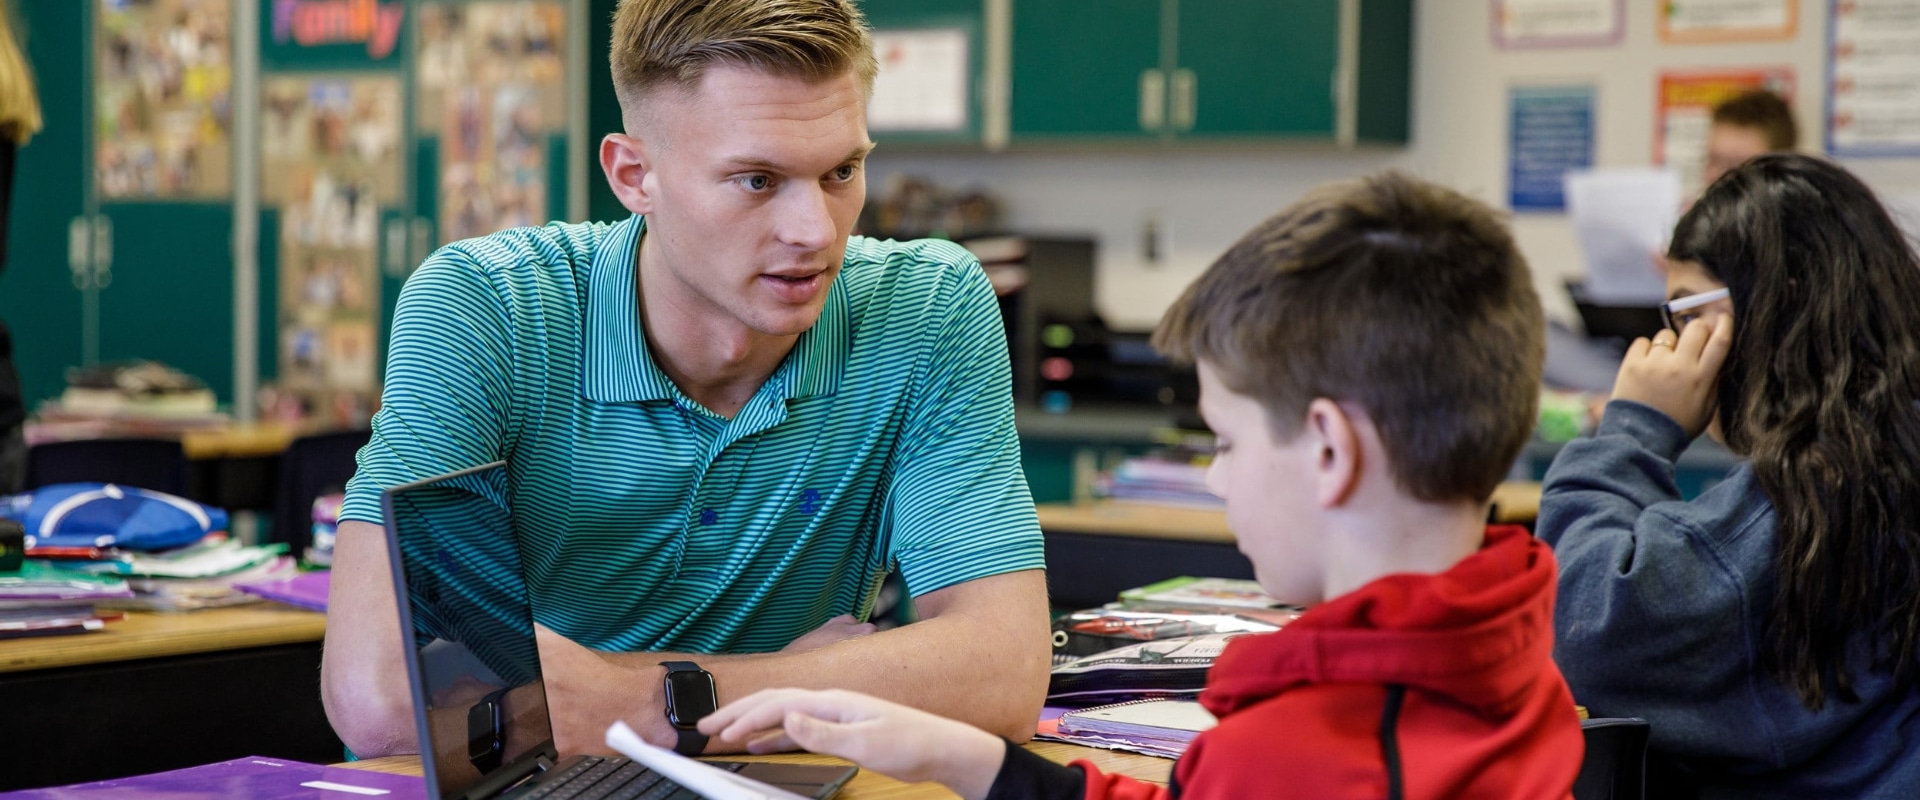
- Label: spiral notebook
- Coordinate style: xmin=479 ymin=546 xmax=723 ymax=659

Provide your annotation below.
xmin=1040 ymin=699 xmax=1218 ymax=759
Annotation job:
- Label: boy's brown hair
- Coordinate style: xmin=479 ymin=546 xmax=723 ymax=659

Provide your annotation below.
xmin=1711 ymin=89 xmax=1797 ymax=151
xmin=609 ymin=0 xmax=876 ymax=122
xmin=1154 ymin=172 xmax=1544 ymax=504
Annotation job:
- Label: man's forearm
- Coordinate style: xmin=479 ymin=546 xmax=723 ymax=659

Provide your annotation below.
xmin=546 ymin=570 xmax=1052 ymax=754
xmin=321 ymin=519 xmax=421 ymax=757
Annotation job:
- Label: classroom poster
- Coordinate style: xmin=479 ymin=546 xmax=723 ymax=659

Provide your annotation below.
xmin=869 ymin=29 xmax=971 ymax=131
xmin=1656 ymin=69 xmax=1794 ymax=197
xmin=417 ymin=1 xmax=568 ymax=245
xmin=261 ymin=75 xmax=403 ymax=204
xmin=1492 ymin=0 xmax=1624 ymax=49
xmin=1659 ymin=0 xmax=1797 ymax=43
xmin=94 ymin=0 xmax=233 ymax=199
xmin=1508 ymin=85 xmax=1596 ymax=212
xmin=262 ymin=75 xmax=401 ymax=399
xmin=1827 ymin=0 xmax=1920 ymax=157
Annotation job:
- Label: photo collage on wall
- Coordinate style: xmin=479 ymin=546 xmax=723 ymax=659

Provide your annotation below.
xmin=94 ymin=0 xmax=233 ymax=199
xmin=262 ymin=75 xmax=403 ymax=400
xmin=416 ymin=1 xmax=569 ymax=245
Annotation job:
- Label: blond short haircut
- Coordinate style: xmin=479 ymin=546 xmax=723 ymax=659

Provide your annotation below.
xmin=609 ymin=0 xmax=876 ymax=125
xmin=0 ymin=4 xmax=42 ymax=145
xmin=1154 ymin=172 xmax=1545 ymax=504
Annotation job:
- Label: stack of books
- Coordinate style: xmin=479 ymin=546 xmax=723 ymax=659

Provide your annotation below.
xmin=0 ymin=561 xmax=133 ymax=639
xmin=36 ymin=533 xmax=299 ymax=612
xmin=1094 ymin=454 xmax=1222 ymax=509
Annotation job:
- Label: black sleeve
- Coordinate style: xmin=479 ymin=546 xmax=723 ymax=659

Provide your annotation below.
xmin=985 ymin=739 xmax=1087 ymax=800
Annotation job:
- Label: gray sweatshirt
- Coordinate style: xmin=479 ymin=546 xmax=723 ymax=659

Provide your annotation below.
xmin=1539 ymin=400 xmax=1920 ymax=800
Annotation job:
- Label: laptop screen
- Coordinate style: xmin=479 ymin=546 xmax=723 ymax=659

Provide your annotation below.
xmin=381 ymin=462 xmax=555 ymax=798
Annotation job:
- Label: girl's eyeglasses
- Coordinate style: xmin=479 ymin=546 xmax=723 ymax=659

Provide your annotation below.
xmin=1661 ymin=287 xmax=1731 ymax=332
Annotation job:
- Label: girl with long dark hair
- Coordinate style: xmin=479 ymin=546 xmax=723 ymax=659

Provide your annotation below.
xmin=1539 ymin=153 xmax=1920 ymax=799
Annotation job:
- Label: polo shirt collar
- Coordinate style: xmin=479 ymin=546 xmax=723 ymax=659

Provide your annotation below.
xmin=582 ymin=215 xmax=849 ymax=404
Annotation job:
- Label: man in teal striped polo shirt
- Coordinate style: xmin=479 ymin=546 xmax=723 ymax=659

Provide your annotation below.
xmin=321 ymin=0 xmax=1049 ymax=760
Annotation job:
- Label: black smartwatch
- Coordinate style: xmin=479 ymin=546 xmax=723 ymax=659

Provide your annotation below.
xmin=660 ymin=660 xmax=717 ymax=755
xmin=466 ymin=685 xmax=513 ymax=774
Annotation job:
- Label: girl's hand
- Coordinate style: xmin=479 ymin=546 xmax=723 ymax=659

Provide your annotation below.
xmin=1610 ymin=315 xmax=1734 ymax=438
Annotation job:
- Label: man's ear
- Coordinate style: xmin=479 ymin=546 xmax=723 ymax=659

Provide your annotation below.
xmin=1304 ymin=398 xmax=1362 ymax=509
xmin=600 ymin=132 xmax=656 ymax=216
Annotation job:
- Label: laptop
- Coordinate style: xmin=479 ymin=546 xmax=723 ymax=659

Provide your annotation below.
xmin=381 ymin=462 xmax=859 ymax=800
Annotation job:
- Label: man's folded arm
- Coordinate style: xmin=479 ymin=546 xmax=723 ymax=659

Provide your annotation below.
xmin=544 ymin=568 xmax=1052 ymax=755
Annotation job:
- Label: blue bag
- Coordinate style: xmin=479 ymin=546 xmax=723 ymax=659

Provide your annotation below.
xmin=0 ymin=483 xmax=229 ymax=552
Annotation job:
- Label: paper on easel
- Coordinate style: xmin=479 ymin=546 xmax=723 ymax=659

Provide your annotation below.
xmin=1566 ymin=169 xmax=1680 ymax=305
xmin=605 ymin=721 xmax=811 ymax=800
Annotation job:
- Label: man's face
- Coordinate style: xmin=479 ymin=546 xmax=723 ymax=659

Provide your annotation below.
xmin=1703 ymin=123 xmax=1772 ymax=188
xmin=635 ymin=66 xmax=872 ymax=338
xmin=1197 ymin=362 xmax=1325 ymax=605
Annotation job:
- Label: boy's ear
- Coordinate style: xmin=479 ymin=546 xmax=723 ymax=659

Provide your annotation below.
xmin=1304 ymin=398 xmax=1362 ymax=509
xmin=600 ymin=132 xmax=657 ymax=216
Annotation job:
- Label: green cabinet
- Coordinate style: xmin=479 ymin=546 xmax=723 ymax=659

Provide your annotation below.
xmin=3 ymin=0 xmax=234 ymax=408
xmin=1174 ymin=0 xmax=1339 ymax=137
xmin=1008 ymin=0 xmax=1163 ymax=140
xmin=1010 ymin=0 xmax=1409 ymax=145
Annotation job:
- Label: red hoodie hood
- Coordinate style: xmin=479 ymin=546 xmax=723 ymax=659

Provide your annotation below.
xmin=1201 ymin=525 xmax=1560 ymax=720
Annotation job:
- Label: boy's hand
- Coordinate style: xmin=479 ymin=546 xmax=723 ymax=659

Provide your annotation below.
xmin=699 ymin=688 xmax=1008 ymax=800
xmin=1610 ymin=315 xmax=1734 ymax=438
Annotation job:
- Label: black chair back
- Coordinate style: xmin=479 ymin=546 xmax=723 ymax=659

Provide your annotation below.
xmin=24 ymin=438 xmax=192 ymax=497
xmin=1574 ymin=717 xmax=1651 ymax=800
xmin=269 ymin=430 xmax=371 ymax=550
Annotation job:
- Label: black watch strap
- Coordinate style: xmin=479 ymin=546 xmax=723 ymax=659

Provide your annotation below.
xmin=674 ymin=725 xmax=709 ymax=756
xmin=660 ymin=660 xmax=712 ymax=756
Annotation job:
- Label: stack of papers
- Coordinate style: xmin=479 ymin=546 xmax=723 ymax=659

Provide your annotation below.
xmin=41 ymin=534 xmax=298 ymax=612
xmin=1047 ymin=633 xmax=1245 ymax=706
xmin=1119 ymin=576 xmax=1287 ymax=610
xmin=0 ymin=562 xmax=132 ymax=640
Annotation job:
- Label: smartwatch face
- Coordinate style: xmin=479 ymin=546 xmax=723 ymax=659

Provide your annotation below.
xmin=466 ymin=697 xmax=502 ymax=764
xmin=663 ymin=670 xmax=718 ymax=726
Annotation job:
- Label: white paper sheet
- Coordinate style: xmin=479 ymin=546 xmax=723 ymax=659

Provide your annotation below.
xmin=605 ymin=721 xmax=813 ymax=800
xmin=1565 ymin=168 xmax=1681 ymax=305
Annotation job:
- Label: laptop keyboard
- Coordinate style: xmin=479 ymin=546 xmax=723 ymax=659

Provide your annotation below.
xmin=515 ymin=755 xmax=749 ymax=800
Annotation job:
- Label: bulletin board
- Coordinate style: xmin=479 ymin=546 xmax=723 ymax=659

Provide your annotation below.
xmin=93 ymin=0 xmax=233 ymax=199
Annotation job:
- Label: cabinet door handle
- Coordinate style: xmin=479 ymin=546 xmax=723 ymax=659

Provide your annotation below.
xmin=91 ymin=215 xmax=114 ymax=289
xmin=69 ymin=216 xmax=91 ymax=290
xmin=1171 ymin=68 xmax=1196 ymax=132
xmin=410 ymin=217 xmax=433 ymax=268
xmin=1139 ymin=69 xmax=1167 ymax=132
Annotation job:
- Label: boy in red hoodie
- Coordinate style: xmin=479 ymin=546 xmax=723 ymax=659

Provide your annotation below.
xmin=697 ymin=172 xmax=1584 ymax=799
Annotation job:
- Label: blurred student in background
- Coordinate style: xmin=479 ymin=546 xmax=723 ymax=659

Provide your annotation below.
xmin=1702 ymin=89 xmax=1796 ymax=188
xmin=0 ymin=4 xmax=42 ymax=493
xmin=1541 ymin=154 xmax=1920 ymax=799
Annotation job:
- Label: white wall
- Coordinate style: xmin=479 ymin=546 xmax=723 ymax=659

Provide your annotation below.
xmin=865 ymin=1 xmax=1920 ymax=330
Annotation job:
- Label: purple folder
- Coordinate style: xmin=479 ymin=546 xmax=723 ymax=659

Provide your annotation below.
xmin=234 ymin=570 xmax=330 ymax=612
xmin=0 ymin=756 xmax=426 ymax=798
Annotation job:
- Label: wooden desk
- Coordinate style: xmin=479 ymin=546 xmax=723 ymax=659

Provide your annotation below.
xmin=343 ymin=741 xmax=1172 ymax=799
xmin=1036 ymin=482 xmax=1544 ymax=609
xmin=0 ymin=605 xmax=325 ymax=673
xmin=180 ymin=421 xmax=316 ymax=461
xmin=0 ymin=605 xmax=345 ymax=790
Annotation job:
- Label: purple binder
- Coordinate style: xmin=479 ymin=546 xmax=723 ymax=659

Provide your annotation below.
xmin=0 ymin=756 xmax=426 ymax=798
xmin=234 ymin=570 xmax=331 ymax=612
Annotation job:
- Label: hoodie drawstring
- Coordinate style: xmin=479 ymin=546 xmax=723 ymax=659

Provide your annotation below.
xmin=1380 ymin=684 xmax=1407 ymax=800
